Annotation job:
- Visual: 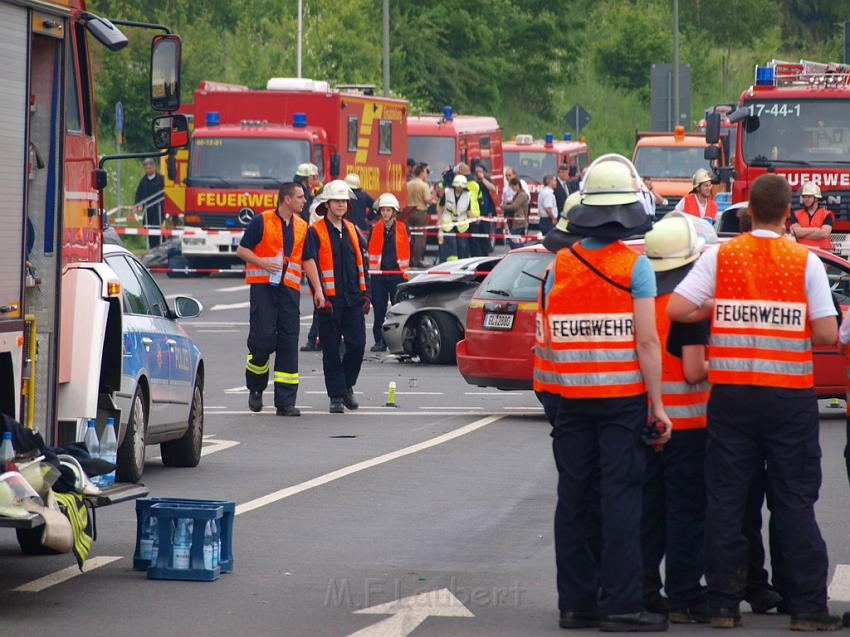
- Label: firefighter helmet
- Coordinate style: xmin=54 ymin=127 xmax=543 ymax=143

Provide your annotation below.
xmin=800 ymin=182 xmax=822 ymax=199
xmin=295 ymin=163 xmax=312 ymax=177
xmin=344 ymin=173 xmax=361 ymax=189
xmin=580 ymin=155 xmax=641 ymax=206
xmin=322 ymin=179 xmax=356 ymax=201
xmin=452 ymin=174 xmax=468 ymax=189
xmin=692 ymin=168 xmax=712 ymax=190
xmin=308 ymin=163 xmax=320 ymax=177
xmin=543 ymin=191 xmax=583 ymax=253
xmin=374 ymin=193 xmax=400 ymax=212
xmin=644 ymin=211 xmax=705 ymax=272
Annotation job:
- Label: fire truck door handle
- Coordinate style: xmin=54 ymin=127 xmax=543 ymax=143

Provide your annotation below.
xmin=141 ymin=337 xmax=153 ymax=351
xmin=0 ymin=304 xmax=19 ymax=314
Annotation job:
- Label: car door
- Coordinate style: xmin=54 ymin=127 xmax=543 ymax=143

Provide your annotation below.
xmin=105 ymin=255 xmax=173 ymax=432
xmin=814 ymin=254 xmax=850 ymax=396
xmin=127 ymin=257 xmax=194 ymax=427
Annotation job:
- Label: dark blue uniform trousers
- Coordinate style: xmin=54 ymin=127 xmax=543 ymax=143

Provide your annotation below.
xmin=744 ymin=463 xmax=785 ymax=598
xmin=642 ymin=427 xmax=707 ymax=610
xmin=246 ymin=284 xmax=300 ymax=408
xmin=370 ymin=275 xmax=403 ymax=347
xmin=318 ymin=303 xmax=366 ymax=399
xmin=552 ymin=393 xmax=647 ymax=615
xmin=704 ymin=385 xmax=828 ymax=615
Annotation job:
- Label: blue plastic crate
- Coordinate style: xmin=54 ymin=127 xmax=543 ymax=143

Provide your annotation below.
xmin=146 ymin=503 xmax=223 ymax=581
xmin=134 ymin=497 xmax=235 ymax=573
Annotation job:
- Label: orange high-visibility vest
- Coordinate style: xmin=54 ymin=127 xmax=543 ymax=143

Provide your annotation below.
xmin=533 ymin=241 xmax=646 ymax=399
xmin=244 ymin=211 xmax=308 ymax=291
xmin=368 ymin=222 xmax=410 ymax=279
xmin=709 ymin=233 xmax=813 ymax=389
xmin=656 ymin=292 xmax=709 ymax=429
xmin=312 ymin=218 xmax=367 ymax=297
xmin=793 ymin=207 xmax=833 ymax=251
xmin=682 ymin=194 xmax=718 ymax=219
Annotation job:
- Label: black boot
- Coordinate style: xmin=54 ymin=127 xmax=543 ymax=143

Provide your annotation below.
xmin=343 ymin=387 xmax=359 ymax=410
xmin=248 ymin=390 xmax=263 ymax=413
xmin=789 ymin=613 xmax=842 ymax=631
xmin=276 ymin=406 xmax=301 ymax=417
xmin=598 ymin=610 xmax=668 ymax=632
xmin=745 ymin=587 xmax=782 ymax=614
xmin=559 ymin=610 xmax=600 ymax=629
xmin=329 ymin=398 xmax=344 ymax=414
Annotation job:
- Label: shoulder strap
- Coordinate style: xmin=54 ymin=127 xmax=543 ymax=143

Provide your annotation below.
xmin=568 ymin=244 xmax=632 ymax=293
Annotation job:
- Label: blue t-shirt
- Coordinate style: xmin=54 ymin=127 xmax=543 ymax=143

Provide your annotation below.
xmin=544 ymin=238 xmax=656 ymax=298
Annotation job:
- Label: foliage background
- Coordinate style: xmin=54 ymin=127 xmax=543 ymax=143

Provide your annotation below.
xmin=89 ymin=0 xmax=850 ymax=200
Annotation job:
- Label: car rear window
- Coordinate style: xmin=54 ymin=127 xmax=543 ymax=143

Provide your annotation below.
xmin=476 ymin=251 xmax=554 ymax=301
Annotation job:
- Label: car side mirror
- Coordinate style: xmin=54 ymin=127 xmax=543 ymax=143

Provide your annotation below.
xmin=704 ymin=145 xmax=721 ymax=161
xmin=150 ymin=34 xmax=182 ymax=112
xmin=152 ymin=114 xmax=190 ymax=149
xmin=330 ymin=152 xmax=341 ymax=178
xmin=173 ymin=296 xmax=202 ymax=319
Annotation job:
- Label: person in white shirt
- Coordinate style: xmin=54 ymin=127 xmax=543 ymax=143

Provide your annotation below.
xmin=502 ymin=166 xmax=529 ymax=206
xmin=537 ymin=175 xmax=558 ymax=235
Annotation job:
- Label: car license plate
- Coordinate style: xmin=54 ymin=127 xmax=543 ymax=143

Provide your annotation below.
xmin=483 ymin=313 xmax=514 ymax=329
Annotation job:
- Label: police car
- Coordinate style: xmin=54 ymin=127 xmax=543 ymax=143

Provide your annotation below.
xmin=104 ymin=245 xmax=205 ymax=482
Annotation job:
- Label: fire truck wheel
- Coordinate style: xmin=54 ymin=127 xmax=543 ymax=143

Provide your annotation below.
xmin=16 ymin=527 xmax=62 ymax=555
xmin=416 ymin=312 xmax=459 ymax=365
xmin=117 ymin=385 xmax=147 ymax=483
xmin=161 ymin=379 xmax=203 ymax=467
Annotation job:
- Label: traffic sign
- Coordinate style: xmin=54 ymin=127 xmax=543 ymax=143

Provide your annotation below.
xmin=563 ymin=103 xmax=591 ymax=135
xmin=115 ymin=101 xmax=124 ymax=134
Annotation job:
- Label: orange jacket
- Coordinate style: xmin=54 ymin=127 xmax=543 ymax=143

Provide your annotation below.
xmin=793 ymin=207 xmax=833 ymax=251
xmin=655 ymin=293 xmax=709 ymax=429
xmin=244 ymin=211 xmax=308 ymax=291
xmin=682 ymin=194 xmax=718 ymax=219
xmin=709 ymin=233 xmax=812 ymax=389
xmin=368 ymin=222 xmax=410 ymax=279
xmin=533 ymin=241 xmax=646 ymax=399
xmin=312 ymin=218 xmax=366 ymax=297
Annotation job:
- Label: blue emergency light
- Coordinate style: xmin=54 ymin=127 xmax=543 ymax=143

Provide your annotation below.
xmin=443 ymin=105 xmax=453 ymax=121
xmin=755 ymin=66 xmax=775 ymax=86
xmin=293 ymin=113 xmax=307 ymax=128
xmin=544 ymin=132 xmax=554 ymax=146
xmin=563 ymin=132 xmax=572 ymax=141
xmin=206 ymin=111 xmax=220 ymax=126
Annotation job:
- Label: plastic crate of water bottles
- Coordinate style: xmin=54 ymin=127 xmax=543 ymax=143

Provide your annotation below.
xmin=133 ymin=497 xmax=235 ymax=581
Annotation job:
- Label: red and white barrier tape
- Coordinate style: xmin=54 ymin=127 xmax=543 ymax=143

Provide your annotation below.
xmin=112 ymin=226 xmax=542 ymax=241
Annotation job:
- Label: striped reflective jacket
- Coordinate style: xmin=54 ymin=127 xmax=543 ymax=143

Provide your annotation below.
xmin=244 ymin=211 xmax=308 ymax=291
xmin=533 ymin=241 xmax=646 ymax=399
xmin=656 ymin=292 xmax=709 ymax=429
xmin=312 ymin=218 xmax=366 ymax=297
xmin=709 ymin=233 xmax=812 ymax=389
xmin=368 ymin=221 xmax=410 ymax=278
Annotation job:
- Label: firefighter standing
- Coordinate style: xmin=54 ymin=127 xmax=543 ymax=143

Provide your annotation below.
xmin=534 ymin=155 xmax=670 ymax=632
xmin=668 ymin=174 xmax=840 ymax=630
xmin=791 ymin=183 xmax=833 ymax=250
xmin=640 ymin=212 xmax=712 ymax=623
xmin=236 ymin=182 xmax=323 ymax=417
xmin=304 ymin=179 xmax=371 ymax=414
xmin=439 ymin=174 xmax=472 ymax=261
xmin=367 ymin=193 xmax=409 ymax=352
xmin=675 ymin=169 xmax=717 ymax=220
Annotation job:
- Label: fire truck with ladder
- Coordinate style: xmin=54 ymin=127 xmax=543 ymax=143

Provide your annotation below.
xmin=0 ymin=0 xmax=188 ymax=550
xmin=163 ymin=79 xmax=408 ymax=272
xmin=706 ymin=60 xmax=850 ymax=242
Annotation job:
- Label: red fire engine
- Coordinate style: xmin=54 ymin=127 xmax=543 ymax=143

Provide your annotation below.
xmin=502 ymin=133 xmax=589 ymax=221
xmin=166 ymin=79 xmax=408 ymax=270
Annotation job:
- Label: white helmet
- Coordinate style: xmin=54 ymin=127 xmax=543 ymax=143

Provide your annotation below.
xmin=580 ymin=154 xmax=641 ymax=206
xmin=344 ymin=173 xmax=361 ymax=189
xmin=800 ymin=182 xmax=822 ymax=199
xmin=322 ymin=179 xmax=356 ymax=201
xmin=374 ymin=193 xmax=400 ymax=212
xmin=295 ymin=162 xmax=312 ymax=177
xmin=308 ymin=163 xmax=320 ymax=177
xmin=644 ymin=211 xmax=705 ymax=272
xmin=452 ymin=174 xmax=468 ymax=189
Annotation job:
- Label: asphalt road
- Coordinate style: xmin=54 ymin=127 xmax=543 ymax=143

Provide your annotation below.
xmin=1 ymin=275 xmax=850 ymax=637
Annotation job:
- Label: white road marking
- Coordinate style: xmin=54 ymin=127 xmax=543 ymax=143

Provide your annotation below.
xmin=13 ymin=556 xmax=122 ymax=592
xmin=183 ymin=321 xmax=249 ymax=327
xmin=210 ymin=410 xmax=532 ymax=417
xmin=348 ymin=588 xmax=473 ymax=636
xmin=201 ymin=438 xmax=240 ymax=457
xmin=235 ymin=415 xmax=501 ymax=516
xmin=464 ymin=391 xmax=512 ymax=396
xmin=205 ymin=406 xmax=227 ymax=409
xmin=420 ymin=406 xmax=483 ymax=410
xmin=828 ymin=564 xmax=850 ymax=601
xmin=216 ymin=284 xmax=249 ymax=293
xmin=210 ymin=301 xmax=250 ymax=311
xmin=196 ymin=330 xmax=240 ymax=333
xmin=504 ymin=406 xmax=543 ymax=410
xmin=306 ymin=390 xmax=364 ymax=395
xmin=383 ymin=391 xmax=444 ymax=395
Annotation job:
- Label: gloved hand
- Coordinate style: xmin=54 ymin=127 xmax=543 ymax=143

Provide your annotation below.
xmin=362 ymin=296 xmax=371 ymax=315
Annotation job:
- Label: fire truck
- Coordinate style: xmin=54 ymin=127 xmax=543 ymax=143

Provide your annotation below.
xmin=502 ymin=133 xmax=589 ymax=221
xmin=706 ymin=60 xmax=850 ymax=234
xmin=166 ymin=80 xmax=409 ymax=271
xmin=0 ymin=0 xmax=186 ymax=545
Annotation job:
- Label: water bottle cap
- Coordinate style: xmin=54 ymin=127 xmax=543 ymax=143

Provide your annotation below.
xmin=88 ymin=419 xmax=96 ymax=427
xmin=106 ymin=417 xmax=115 ymax=426
xmin=2 ymin=431 xmax=10 ymax=440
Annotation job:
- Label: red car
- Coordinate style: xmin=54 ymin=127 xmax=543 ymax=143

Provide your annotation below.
xmin=457 ymin=243 xmax=850 ymax=397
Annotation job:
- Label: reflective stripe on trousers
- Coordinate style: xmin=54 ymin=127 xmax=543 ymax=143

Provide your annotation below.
xmin=274 ymin=371 xmax=299 ymax=385
xmin=246 ymin=354 xmax=270 ymax=375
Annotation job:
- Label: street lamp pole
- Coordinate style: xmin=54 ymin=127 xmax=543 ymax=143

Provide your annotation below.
xmin=297 ymin=0 xmax=303 ymax=78
xmin=673 ymin=0 xmax=680 ymax=127
xmin=382 ymin=0 xmax=390 ymax=96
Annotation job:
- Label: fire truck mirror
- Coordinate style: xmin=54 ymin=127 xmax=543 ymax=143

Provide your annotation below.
xmin=330 ymin=152 xmax=341 ymax=178
xmin=705 ymin=112 xmax=722 ymax=144
xmin=151 ymin=114 xmax=190 ymax=150
xmin=704 ymin=145 xmax=721 ymax=162
xmin=150 ymin=35 xmax=182 ymax=113
xmin=85 ymin=14 xmax=128 ymax=52
xmin=94 ymin=168 xmax=108 ymax=191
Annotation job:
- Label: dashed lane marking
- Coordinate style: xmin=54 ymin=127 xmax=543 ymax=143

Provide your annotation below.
xmin=420 ymin=406 xmax=483 ymax=410
xmin=210 ymin=301 xmax=250 ymax=311
xmin=216 ymin=284 xmax=249 ymax=293
xmin=208 ymin=410 xmax=525 ymax=417
xmin=13 ymin=556 xmax=122 ymax=592
xmin=183 ymin=321 xmax=249 ymax=327
xmin=235 ymin=416 xmax=502 ymax=516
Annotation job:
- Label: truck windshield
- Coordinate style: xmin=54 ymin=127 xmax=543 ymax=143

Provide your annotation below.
xmin=633 ymin=146 xmax=709 ymax=179
xmin=189 ymin=137 xmax=311 ymax=185
xmin=408 ymin=135 xmax=456 ymax=175
xmin=742 ymin=99 xmax=850 ymax=165
xmin=504 ymin=151 xmax=558 ymax=182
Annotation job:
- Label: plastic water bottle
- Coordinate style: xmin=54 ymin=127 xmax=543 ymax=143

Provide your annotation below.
xmin=203 ymin=521 xmax=214 ymax=570
xmin=268 ymin=248 xmax=284 ymax=286
xmin=172 ymin=518 xmax=192 ymax=569
xmin=1 ymin=431 xmax=15 ymax=473
xmin=211 ymin=519 xmax=221 ymax=568
xmin=84 ymin=418 xmax=99 ymax=458
xmin=140 ymin=515 xmax=158 ymax=562
xmin=150 ymin=520 xmax=161 ymax=565
xmin=99 ymin=417 xmax=117 ymax=487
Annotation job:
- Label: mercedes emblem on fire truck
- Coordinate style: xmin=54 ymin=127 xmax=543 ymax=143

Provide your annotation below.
xmin=237 ymin=207 xmax=255 ymax=225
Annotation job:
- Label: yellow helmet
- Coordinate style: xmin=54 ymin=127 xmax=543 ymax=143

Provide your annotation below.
xmin=374 ymin=193 xmax=400 ymax=212
xmin=644 ymin=211 xmax=705 ymax=272
xmin=800 ymin=182 xmax=822 ymax=199
xmin=692 ymin=168 xmax=712 ymax=189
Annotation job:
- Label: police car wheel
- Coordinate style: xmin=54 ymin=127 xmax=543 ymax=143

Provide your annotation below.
xmin=116 ymin=385 xmax=147 ymax=483
xmin=416 ymin=312 xmax=459 ymax=365
xmin=161 ymin=379 xmax=203 ymax=467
